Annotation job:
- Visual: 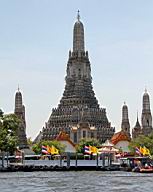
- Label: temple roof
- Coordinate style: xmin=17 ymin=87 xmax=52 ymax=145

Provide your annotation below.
xmin=134 ymin=117 xmax=141 ymax=129
xmin=111 ymin=131 xmax=130 ymax=145
xmin=56 ymin=131 xmax=75 ymax=147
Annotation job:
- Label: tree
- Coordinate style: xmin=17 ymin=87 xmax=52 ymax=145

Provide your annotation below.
xmin=0 ymin=112 xmax=20 ymax=154
xmin=129 ymin=132 xmax=153 ymax=155
xmin=32 ymin=140 xmax=66 ymax=154
xmin=76 ymin=138 xmax=100 ymax=153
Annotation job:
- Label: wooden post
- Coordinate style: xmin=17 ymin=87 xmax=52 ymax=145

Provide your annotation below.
xmin=108 ymin=153 xmax=110 ymax=167
xmin=75 ymin=152 xmax=78 ymax=168
xmin=108 ymin=153 xmax=112 ymax=167
xmin=102 ymin=153 xmax=105 ymax=167
xmin=60 ymin=155 xmax=62 ymax=167
xmin=6 ymin=151 xmax=9 ymax=167
xmin=2 ymin=151 xmax=5 ymax=168
xmin=110 ymin=153 xmax=113 ymax=166
xmin=67 ymin=152 xmax=70 ymax=168
xmin=96 ymin=153 xmax=98 ymax=168
xmin=21 ymin=151 xmax=25 ymax=165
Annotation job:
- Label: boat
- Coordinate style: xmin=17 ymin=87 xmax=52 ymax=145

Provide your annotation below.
xmin=139 ymin=167 xmax=153 ymax=173
xmin=120 ymin=156 xmax=153 ymax=172
xmin=132 ymin=165 xmax=153 ymax=173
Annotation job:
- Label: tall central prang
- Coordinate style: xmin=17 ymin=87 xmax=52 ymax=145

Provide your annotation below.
xmin=41 ymin=12 xmax=115 ymax=143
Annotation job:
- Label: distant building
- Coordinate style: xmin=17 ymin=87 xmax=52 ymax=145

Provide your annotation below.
xmin=132 ymin=89 xmax=153 ymax=138
xmin=14 ymin=88 xmax=28 ymax=149
xmin=39 ymin=12 xmax=115 ymax=144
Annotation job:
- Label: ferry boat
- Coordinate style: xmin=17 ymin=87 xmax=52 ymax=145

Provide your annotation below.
xmin=120 ymin=156 xmax=153 ymax=173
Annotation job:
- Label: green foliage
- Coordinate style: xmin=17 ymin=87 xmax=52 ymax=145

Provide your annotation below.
xmin=32 ymin=140 xmax=66 ymax=154
xmin=76 ymin=138 xmax=100 ymax=153
xmin=32 ymin=143 xmax=41 ymax=154
xmin=0 ymin=112 xmax=20 ymax=154
xmin=129 ymin=132 xmax=153 ymax=155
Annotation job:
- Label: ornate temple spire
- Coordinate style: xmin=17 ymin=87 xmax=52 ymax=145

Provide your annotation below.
xmin=73 ymin=10 xmax=85 ymax=52
xmin=142 ymin=88 xmax=150 ymax=112
xmin=14 ymin=88 xmax=28 ymax=149
xmin=39 ymin=12 xmax=115 ymax=144
xmin=141 ymin=89 xmax=153 ymax=135
xmin=132 ymin=111 xmax=141 ymax=139
xmin=121 ymin=102 xmax=130 ymax=137
xmin=135 ymin=111 xmax=141 ymax=128
xmin=122 ymin=102 xmax=129 ymax=121
xmin=15 ymin=86 xmax=23 ymax=113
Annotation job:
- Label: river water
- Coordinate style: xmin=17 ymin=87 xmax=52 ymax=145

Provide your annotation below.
xmin=0 ymin=171 xmax=153 ymax=192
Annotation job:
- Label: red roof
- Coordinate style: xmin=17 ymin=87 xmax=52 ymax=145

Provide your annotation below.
xmin=56 ymin=131 xmax=76 ymax=147
xmin=111 ymin=131 xmax=130 ymax=145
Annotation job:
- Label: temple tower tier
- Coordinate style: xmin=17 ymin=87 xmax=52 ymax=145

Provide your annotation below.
xmin=41 ymin=12 xmax=115 ymax=143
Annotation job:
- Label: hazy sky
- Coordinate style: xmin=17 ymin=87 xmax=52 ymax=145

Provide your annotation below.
xmin=0 ymin=0 xmax=153 ymax=139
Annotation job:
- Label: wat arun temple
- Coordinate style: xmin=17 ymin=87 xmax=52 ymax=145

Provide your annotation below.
xmin=38 ymin=12 xmax=115 ymax=144
xmin=12 ymin=12 xmax=153 ymax=147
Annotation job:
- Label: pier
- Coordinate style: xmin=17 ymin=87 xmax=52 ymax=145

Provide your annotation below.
xmin=0 ymin=153 xmax=120 ymax=172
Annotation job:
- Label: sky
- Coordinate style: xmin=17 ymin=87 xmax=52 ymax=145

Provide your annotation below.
xmin=0 ymin=0 xmax=153 ymax=140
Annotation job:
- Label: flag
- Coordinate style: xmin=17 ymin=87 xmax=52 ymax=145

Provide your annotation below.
xmin=89 ymin=146 xmax=98 ymax=154
xmin=139 ymin=146 xmax=150 ymax=156
xmin=47 ymin=145 xmax=52 ymax=154
xmin=50 ymin=145 xmax=59 ymax=155
xmin=140 ymin=146 xmax=144 ymax=155
xmin=84 ymin=146 xmax=91 ymax=154
xmin=135 ymin=147 xmax=142 ymax=156
xmin=143 ymin=146 xmax=150 ymax=156
xmin=42 ymin=145 xmax=49 ymax=154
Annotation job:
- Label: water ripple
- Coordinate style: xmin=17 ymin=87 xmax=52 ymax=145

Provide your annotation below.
xmin=0 ymin=171 xmax=153 ymax=192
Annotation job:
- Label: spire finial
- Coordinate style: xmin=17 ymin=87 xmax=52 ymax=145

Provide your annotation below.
xmin=124 ymin=101 xmax=126 ymax=105
xmin=137 ymin=110 xmax=139 ymax=120
xmin=145 ymin=86 xmax=147 ymax=93
xmin=73 ymin=10 xmax=84 ymax=51
xmin=77 ymin=10 xmax=80 ymax=21
xmin=18 ymin=84 xmax=20 ymax=92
